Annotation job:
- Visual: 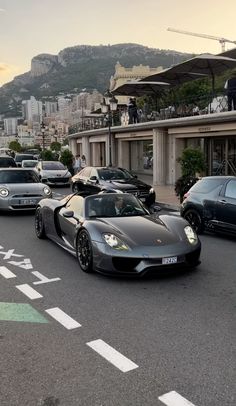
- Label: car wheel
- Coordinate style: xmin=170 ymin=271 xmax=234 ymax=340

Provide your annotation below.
xmin=35 ymin=207 xmax=46 ymax=239
xmin=76 ymin=229 xmax=93 ymax=273
xmin=183 ymin=209 xmax=204 ymax=234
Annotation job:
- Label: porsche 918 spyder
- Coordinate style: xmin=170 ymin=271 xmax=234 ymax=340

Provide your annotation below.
xmin=35 ymin=192 xmax=201 ymax=276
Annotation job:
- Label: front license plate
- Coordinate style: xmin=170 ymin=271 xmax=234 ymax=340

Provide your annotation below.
xmin=20 ymin=199 xmax=37 ymax=205
xmin=162 ymin=256 xmax=177 ymax=265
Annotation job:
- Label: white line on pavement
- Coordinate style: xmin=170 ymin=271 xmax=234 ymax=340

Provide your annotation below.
xmin=32 ymin=271 xmax=61 ymax=285
xmin=86 ymin=339 xmax=139 ymax=373
xmin=45 ymin=307 xmax=81 ymax=329
xmin=0 ymin=266 xmax=16 ymax=279
xmin=159 ymin=391 xmax=197 ymax=406
xmin=16 ymin=284 xmax=43 ymax=299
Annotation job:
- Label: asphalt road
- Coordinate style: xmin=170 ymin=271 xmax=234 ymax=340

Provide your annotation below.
xmin=0 ymin=187 xmax=235 ymax=406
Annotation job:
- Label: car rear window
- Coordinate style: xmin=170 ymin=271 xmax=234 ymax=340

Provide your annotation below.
xmin=190 ymin=178 xmax=224 ymax=193
xmin=0 ymin=170 xmax=39 ymax=183
xmin=15 ymin=154 xmax=34 ymax=162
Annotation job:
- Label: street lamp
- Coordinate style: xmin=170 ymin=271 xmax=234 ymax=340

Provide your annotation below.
xmin=101 ymin=90 xmax=118 ymax=167
xmin=41 ymin=123 xmax=46 ymax=151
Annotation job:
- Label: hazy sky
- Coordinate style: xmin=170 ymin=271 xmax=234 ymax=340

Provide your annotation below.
xmin=1 ymin=0 xmax=236 ymax=86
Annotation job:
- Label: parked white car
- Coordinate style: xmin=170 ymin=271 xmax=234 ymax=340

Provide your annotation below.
xmin=35 ymin=161 xmax=71 ymax=187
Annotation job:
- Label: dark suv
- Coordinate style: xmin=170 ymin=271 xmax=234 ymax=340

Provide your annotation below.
xmin=0 ymin=155 xmax=17 ymax=168
xmin=71 ymin=166 xmax=156 ymax=207
xmin=15 ymin=154 xmax=36 ymax=167
xmin=180 ymin=176 xmax=236 ymax=235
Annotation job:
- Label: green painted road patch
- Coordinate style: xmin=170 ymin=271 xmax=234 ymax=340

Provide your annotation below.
xmin=0 ymin=302 xmax=48 ymax=323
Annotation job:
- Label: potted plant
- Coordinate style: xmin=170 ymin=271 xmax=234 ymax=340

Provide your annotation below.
xmin=175 ymin=147 xmax=206 ymax=203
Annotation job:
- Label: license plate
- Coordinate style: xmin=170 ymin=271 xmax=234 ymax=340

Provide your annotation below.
xmin=20 ymin=199 xmax=37 ymax=205
xmin=162 ymin=256 xmax=178 ymax=265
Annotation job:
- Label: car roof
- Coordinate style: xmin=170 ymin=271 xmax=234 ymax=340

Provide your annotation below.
xmin=201 ymin=176 xmax=236 ymax=180
xmin=0 ymin=167 xmax=35 ymax=171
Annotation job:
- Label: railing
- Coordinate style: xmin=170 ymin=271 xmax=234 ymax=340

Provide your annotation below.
xmin=68 ymin=91 xmax=231 ymax=134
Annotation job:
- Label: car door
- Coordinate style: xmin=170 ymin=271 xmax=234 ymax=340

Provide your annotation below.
xmin=58 ymin=195 xmax=84 ymax=247
xmin=86 ymin=168 xmax=101 ymax=194
xmin=215 ymin=179 xmax=236 ymax=232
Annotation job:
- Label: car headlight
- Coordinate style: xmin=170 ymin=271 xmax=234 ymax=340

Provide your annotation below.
xmin=184 ymin=226 xmax=198 ymax=244
xmin=149 ymin=187 xmax=155 ymax=194
xmin=103 ymin=233 xmax=129 ymax=250
xmin=43 ymin=186 xmax=51 ymax=196
xmin=0 ymin=187 xmax=9 ymax=198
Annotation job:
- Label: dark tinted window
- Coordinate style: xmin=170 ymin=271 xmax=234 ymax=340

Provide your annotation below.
xmin=98 ymin=168 xmax=131 ymax=181
xmin=42 ymin=162 xmax=65 ymax=170
xmin=0 ymin=157 xmax=16 ymax=167
xmin=0 ymin=170 xmax=39 ymax=183
xmin=190 ymin=178 xmax=225 ymax=193
xmin=15 ymin=154 xmax=34 ymax=162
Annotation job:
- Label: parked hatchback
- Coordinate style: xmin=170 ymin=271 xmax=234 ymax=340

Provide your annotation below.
xmin=15 ymin=154 xmax=36 ymax=167
xmin=180 ymin=176 xmax=236 ymax=235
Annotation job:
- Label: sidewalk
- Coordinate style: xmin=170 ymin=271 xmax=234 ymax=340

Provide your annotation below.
xmin=137 ymin=173 xmax=180 ymax=211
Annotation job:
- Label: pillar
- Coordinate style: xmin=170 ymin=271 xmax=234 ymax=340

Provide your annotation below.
xmin=153 ymin=128 xmax=168 ymax=185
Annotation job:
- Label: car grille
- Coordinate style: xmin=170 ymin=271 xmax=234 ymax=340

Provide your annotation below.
xmin=112 ymin=257 xmax=141 ymax=272
xmin=125 ymin=189 xmax=148 ymax=198
xmin=47 ymin=177 xmax=70 ymax=183
xmin=12 ymin=193 xmax=42 ymax=198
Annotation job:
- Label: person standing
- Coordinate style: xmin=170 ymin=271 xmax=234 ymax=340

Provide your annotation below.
xmin=225 ymin=71 xmax=236 ymax=111
xmin=81 ymin=155 xmax=86 ymax=168
xmin=74 ymin=154 xmax=81 ymax=174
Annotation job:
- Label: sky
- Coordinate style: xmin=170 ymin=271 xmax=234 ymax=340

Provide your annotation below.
xmin=1 ymin=0 xmax=236 ymax=86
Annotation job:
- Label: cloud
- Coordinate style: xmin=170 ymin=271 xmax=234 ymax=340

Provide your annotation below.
xmin=0 ymin=8 xmax=5 ymax=12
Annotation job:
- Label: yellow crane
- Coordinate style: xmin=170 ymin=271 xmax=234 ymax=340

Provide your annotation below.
xmin=167 ymin=28 xmax=236 ymax=52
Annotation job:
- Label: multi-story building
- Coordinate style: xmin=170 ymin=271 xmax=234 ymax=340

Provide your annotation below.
xmin=45 ymin=101 xmax=58 ymax=117
xmin=22 ymin=96 xmax=43 ymax=124
xmin=3 ymin=117 xmax=18 ymax=135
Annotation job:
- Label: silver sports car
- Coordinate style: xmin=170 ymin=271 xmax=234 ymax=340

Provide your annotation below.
xmin=0 ymin=168 xmax=52 ymax=211
xmin=35 ymin=192 xmax=201 ymax=276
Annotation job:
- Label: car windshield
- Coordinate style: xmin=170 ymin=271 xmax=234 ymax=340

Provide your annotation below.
xmin=190 ymin=178 xmax=225 ymax=193
xmin=0 ymin=158 xmax=16 ymax=167
xmin=42 ymin=162 xmax=66 ymax=170
xmin=85 ymin=193 xmax=147 ymax=218
xmin=98 ymin=168 xmax=132 ymax=181
xmin=15 ymin=155 xmax=34 ymax=162
xmin=0 ymin=170 xmax=40 ymax=183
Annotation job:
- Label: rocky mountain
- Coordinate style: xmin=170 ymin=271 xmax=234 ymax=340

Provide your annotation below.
xmin=0 ymin=43 xmax=193 ymax=116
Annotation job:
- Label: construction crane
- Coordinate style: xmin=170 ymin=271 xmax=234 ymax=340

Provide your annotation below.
xmin=167 ymin=28 xmax=236 ymax=52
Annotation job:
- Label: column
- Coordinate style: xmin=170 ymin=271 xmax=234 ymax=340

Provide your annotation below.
xmin=153 ymin=128 xmax=167 ymax=185
xmin=81 ymin=136 xmax=90 ymax=165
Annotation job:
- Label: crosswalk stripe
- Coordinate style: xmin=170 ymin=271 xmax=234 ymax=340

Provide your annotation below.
xmin=16 ymin=284 xmax=43 ymax=299
xmin=87 ymin=339 xmax=139 ymax=372
xmin=0 ymin=266 xmax=16 ymax=279
xmin=159 ymin=391 xmax=197 ymax=406
xmin=45 ymin=307 xmax=81 ymax=329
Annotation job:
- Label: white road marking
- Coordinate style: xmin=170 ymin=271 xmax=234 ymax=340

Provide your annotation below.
xmin=159 ymin=391 xmax=197 ymax=406
xmin=16 ymin=284 xmax=43 ymax=299
xmin=32 ymin=271 xmax=61 ymax=285
xmin=0 ymin=266 xmax=16 ymax=279
xmin=86 ymin=339 xmax=139 ymax=372
xmin=45 ymin=307 xmax=81 ymax=329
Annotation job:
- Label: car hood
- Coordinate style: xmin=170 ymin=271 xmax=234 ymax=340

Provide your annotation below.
xmin=96 ymin=215 xmax=180 ymax=246
xmin=41 ymin=169 xmax=71 ymax=177
xmin=101 ymin=178 xmax=151 ymax=191
xmin=0 ymin=182 xmax=47 ymax=193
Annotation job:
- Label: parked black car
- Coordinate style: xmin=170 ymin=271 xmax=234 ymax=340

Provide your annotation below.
xmin=0 ymin=155 xmax=17 ymax=168
xmin=71 ymin=167 xmax=156 ymax=207
xmin=180 ymin=176 xmax=236 ymax=235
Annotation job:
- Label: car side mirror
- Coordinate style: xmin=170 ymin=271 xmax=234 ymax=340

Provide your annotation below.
xmin=63 ymin=210 xmax=74 ymax=218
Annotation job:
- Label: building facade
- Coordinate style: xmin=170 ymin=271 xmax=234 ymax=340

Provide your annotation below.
xmin=68 ymin=111 xmax=236 ymax=185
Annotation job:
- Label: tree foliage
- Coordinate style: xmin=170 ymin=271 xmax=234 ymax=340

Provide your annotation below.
xmin=8 ymin=140 xmax=22 ymax=152
xmin=50 ymin=141 xmax=61 ymax=151
xmin=177 ymin=147 xmax=206 ymax=177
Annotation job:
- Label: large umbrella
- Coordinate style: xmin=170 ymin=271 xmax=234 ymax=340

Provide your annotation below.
xmin=112 ymin=80 xmax=170 ymax=97
xmin=142 ymin=69 xmax=207 ymax=86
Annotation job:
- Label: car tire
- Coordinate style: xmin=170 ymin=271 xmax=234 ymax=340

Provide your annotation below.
xmin=76 ymin=229 xmax=93 ymax=273
xmin=183 ymin=209 xmax=204 ymax=234
xmin=35 ymin=207 xmax=46 ymax=239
